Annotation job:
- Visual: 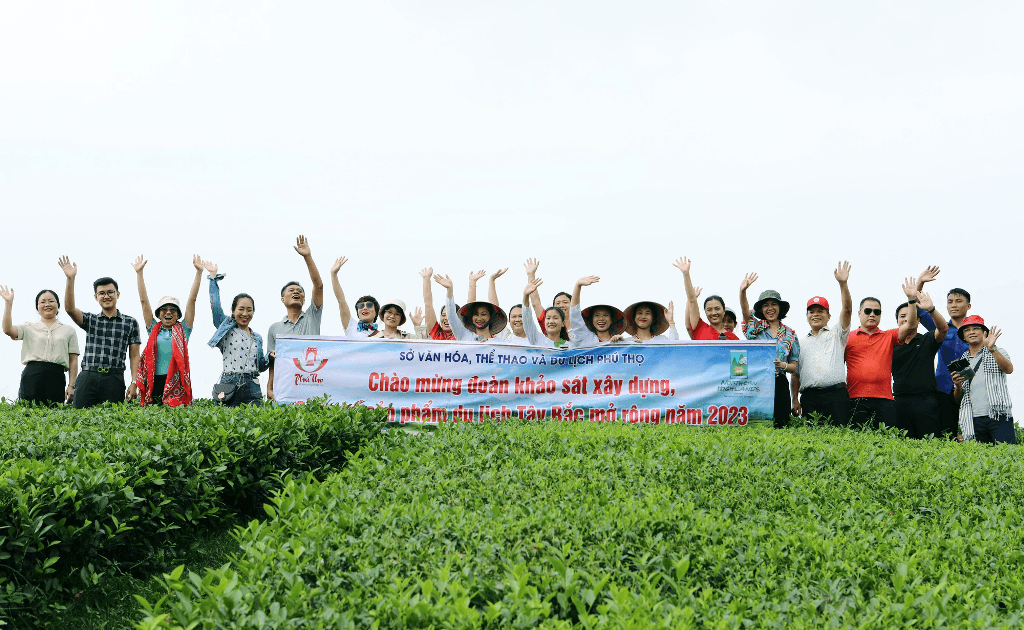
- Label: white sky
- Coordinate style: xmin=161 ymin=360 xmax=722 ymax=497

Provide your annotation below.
xmin=1 ymin=1 xmax=1022 ymax=411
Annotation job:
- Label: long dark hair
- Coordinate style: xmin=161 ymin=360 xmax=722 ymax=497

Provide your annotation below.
xmin=231 ymin=293 xmax=255 ymax=312
xmin=542 ymin=306 xmax=570 ymax=341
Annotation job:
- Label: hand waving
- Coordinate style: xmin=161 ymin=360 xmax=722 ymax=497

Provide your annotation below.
xmin=524 ymin=278 xmax=544 ymax=297
xmin=524 ymin=257 xmax=540 ymax=276
xmin=468 ymin=269 xmax=486 ymax=283
xmin=419 ymin=266 xmax=433 ymax=279
xmin=331 ymin=256 xmax=348 ymax=275
xmin=410 ymin=306 xmax=424 ymax=327
xmin=294 ymin=235 xmax=312 ymax=257
xmin=132 ymin=255 xmax=147 ymax=273
xmin=433 ymin=274 xmax=454 ymax=290
xmin=834 ymin=261 xmax=851 ymax=283
xmin=577 ymin=275 xmax=600 ymax=287
xmin=740 ymin=272 xmax=759 ymax=291
xmin=0 ymin=285 xmax=12 ymax=303
xmin=673 ymin=257 xmax=691 ymax=274
xmin=58 ymin=256 xmax=77 ymax=278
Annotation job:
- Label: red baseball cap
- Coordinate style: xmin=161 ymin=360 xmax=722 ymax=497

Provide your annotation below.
xmin=806 ymin=296 xmax=830 ymax=311
xmin=957 ymin=315 xmax=988 ymax=341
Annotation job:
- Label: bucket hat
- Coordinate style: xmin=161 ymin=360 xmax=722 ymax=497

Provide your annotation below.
xmin=155 ymin=296 xmax=182 ymax=316
xmin=378 ymin=298 xmax=408 ymax=326
xmin=753 ymin=290 xmax=790 ymax=320
xmin=957 ymin=315 xmax=989 ymax=341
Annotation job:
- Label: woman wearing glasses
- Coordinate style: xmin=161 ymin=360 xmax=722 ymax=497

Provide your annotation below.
xmin=739 ymin=273 xmax=800 ymax=428
xmin=329 ymin=256 xmax=381 ymax=337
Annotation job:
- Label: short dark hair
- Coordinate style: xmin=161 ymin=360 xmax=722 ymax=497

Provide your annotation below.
xmin=231 ymin=293 xmax=255 ymax=312
xmin=35 ymin=289 xmax=59 ymax=309
xmin=894 ymin=302 xmax=911 ymax=322
xmin=355 ymin=296 xmax=379 ymax=315
xmin=509 ymin=303 xmax=524 ymax=314
xmin=947 ymin=288 xmax=971 ymax=303
xmin=552 ymin=292 xmax=571 ymax=305
xmin=703 ymin=295 xmax=725 ymax=310
xmin=93 ymin=277 xmax=118 ymax=292
xmin=280 ymin=282 xmax=304 ymax=297
xmin=859 ymin=296 xmax=881 ymax=309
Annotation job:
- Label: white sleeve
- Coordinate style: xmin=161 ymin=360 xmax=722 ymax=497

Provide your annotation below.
xmin=522 ymin=305 xmax=548 ymax=347
xmin=666 ymin=326 xmax=680 ymax=341
xmin=446 ymin=297 xmax=473 ymax=342
xmin=569 ymin=305 xmax=599 ymax=348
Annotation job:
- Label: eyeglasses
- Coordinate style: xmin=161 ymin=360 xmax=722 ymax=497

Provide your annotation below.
xmin=96 ymin=290 xmax=117 ymax=298
xmin=863 ymin=308 xmax=882 ymax=316
xmin=356 ymin=301 xmax=375 ymax=310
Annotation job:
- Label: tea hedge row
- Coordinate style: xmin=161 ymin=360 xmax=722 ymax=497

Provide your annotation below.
xmin=0 ymin=401 xmax=387 ymax=624
xmin=140 ymin=421 xmax=1024 ymax=629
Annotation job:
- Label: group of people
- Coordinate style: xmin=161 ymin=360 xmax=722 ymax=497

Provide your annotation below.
xmin=1 ymin=238 xmax=1014 ymax=444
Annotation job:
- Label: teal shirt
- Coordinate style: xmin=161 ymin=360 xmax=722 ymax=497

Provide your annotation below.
xmin=148 ymin=320 xmax=192 ymax=375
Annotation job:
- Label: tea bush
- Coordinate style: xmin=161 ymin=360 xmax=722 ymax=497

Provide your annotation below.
xmin=0 ymin=401 xmax=386 ymax=623
xmin=139 ymin=421 xmax=1024 ymax=629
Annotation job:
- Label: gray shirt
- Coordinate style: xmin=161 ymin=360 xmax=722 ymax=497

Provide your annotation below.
xmin=267 ymin=302 xmax=323 ymax=354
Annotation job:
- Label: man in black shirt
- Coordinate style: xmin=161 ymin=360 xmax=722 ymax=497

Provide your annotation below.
xmin=892 ymin=290 xmax=948 ymax=438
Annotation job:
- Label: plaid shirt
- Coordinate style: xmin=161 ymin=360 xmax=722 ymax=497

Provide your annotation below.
xmin=78 ymin=311 xmax=141 ymax=370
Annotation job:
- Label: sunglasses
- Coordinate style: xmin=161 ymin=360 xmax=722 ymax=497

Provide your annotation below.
xmin=863 ymin=308 xmax=882 ymax=316
xmin=356 ymin=301 xmax=376 ymax=310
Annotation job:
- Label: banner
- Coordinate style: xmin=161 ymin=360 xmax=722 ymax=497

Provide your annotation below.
xmin=274 ymin=336 xmax=778 ymax=426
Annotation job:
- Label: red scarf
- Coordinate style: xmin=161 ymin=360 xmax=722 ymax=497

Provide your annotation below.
xmin=137 ymin=322 xmax=193 ymax=407
xmin=429 ymin=322 xmax=455 ymax=340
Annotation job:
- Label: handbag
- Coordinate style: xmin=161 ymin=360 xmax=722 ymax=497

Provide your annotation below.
xmin=212 ymin=383 xmax=238 ymax=404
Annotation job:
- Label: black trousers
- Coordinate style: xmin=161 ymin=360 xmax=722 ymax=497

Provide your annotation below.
xmin=74 ymin=370 xmax=126 ymax=408
xmin=773 ymin=372 xmax=792 ymax=429
xmin=894 ymin=393 xmax=940 ymax=439
xmin=800 ymin=384 xmax=851 ymax=427
xmin=936 ymin=390 xmax=960 ymax=438
xmin=850 ymin=397 xmax=896 ymax=430
xmin=19 ymin=361 xmax=66 ymax=405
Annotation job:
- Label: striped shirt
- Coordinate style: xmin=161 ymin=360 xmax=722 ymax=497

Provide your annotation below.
xmin=77 ymin=311 xmax=141 ymax=370
xmin=958 ymin=346 xmax=1013 ymax=441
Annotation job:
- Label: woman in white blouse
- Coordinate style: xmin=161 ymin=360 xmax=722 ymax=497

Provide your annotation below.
xmin=432 ymin=274 xmax=507 ymax=342
xmin=2 ymin=285 xmax=80 ymax=404
xmin=567 ymin=276 xmax=627 ymax=348
xmin=521 ymin=278 xmax=570 ymax=348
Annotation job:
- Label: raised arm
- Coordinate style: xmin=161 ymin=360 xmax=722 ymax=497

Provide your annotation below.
xmin=184 ymin=255 xmax=205 ymax=329
xmin=835 ymin=261 xmax=852 ymax=330
xmin=294 ymin=235 xmax=324 ymax=309
xmin=435 ymin=274 xmax=468 ymax=339
xmin=739 ymin=272 xmax=758 ymax=323
xmin=917 ymin=291 xmax=947 ymax=343
xmin=133 ymin=255 xmax=154 ymax=326
xmin=521 ymin=278 xmax=546 ymax=346
xmin=985 ymin=327 xmax=1013 ymax=374
xmin=58 ymin=256 xmax=84 ymax=326
xmin=571 ymin=275 xmax=600 ymax=307
xmin=420 ymin=267 xmax=438 ymax=332
xmin=915 ymin=265 xmax=939 ymax=332
xmin=330 ymin=257 xmax=352 ymax=329
xmin=467 ymin=269 xmax=485 ymax=303
xmin=205 ymin=260 xmax=226 ymax=327
xmin=897 ymin=277 xmax=919 ymax=342
xmin=1 ymin=286 xmax=17 ymax=340
xmin=488 ymin=268 xmax=507 ymax=307
xmin=673 ymin=257 xmax=702 ymax=332
xmin=524 ymin=257 xmax=544 ymax=314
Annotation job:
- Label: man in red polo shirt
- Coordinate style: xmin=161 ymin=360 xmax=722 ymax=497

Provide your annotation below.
xmin=845 ymin=278 xmax=919 ymax=428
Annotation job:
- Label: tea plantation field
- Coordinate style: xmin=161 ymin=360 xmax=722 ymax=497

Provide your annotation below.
xmin=132 ymin=420 xmax=1024 ymax=629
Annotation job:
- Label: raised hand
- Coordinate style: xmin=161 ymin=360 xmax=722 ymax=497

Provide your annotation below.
xmin=918 ymin=291 xmax=934 ymax=312
xmin=577 ymin=275 xmax=600 ymax=287
xmin=740 ymin=272 xmax=759 ymax=291
xmin=203 ymin=260 xmax=219 ymax=276
xmin=693 ymin=286 xmax=703 ymax=299
xmin=986 ymin=326 xmax=1002 ymax=350
xmin=918 ymin=265 xmax=940 ymax=284
xmin=902 ymin=277 xmax=918 ymax=299
xmin=419 ymin=266 xmax=433 ymax=279
xmin=524 ymin=257 xmax=540 ymax=276
xmin=666 ymin=301 xmax=675 ymax=325
xmin=834 ymin=261 xmax=851 ymax=283
xmin=490 ymin=268 xmax=508 ymax=280
xmin=0 ymin=285 xmax=12 ymax=303
xmin=410 ymin=306 xmax=424 ymax=327
xmin=331 ymin=256 xmax=348 ymax=275
xmin=294 ymin=235 xmax=312 ymax=257
xmin=132 ymin=255 xmax=147 ymax=273
xmin=58 ymin=256 xmax=77 ymax=278
xmin=433 ymin=274 xmax=454 ymax=290
xmin=192 ymin=254 xmax=205 ymax=271
xmin=523 ymin=278 xmax=544 ymax=297
xmin=673 ymin=257 xmax=691 ymax=274
xmin=468 ymin=269 xmax=486 ymax=283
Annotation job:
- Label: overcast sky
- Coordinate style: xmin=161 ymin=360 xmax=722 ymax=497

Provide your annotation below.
xmin=2 ymin=2 xmax=1021 ymax=411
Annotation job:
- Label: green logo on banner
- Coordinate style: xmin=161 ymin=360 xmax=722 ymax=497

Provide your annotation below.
xmin=730 ymin=350 xmax=748 ymax=379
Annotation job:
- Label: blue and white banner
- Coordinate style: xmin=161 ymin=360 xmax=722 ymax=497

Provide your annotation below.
xmin=274 ymin=336 xmax=778 ymax=425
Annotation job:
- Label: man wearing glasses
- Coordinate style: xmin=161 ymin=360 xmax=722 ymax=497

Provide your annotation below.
xmin=844 ymin=278 xmax=919 ymax=429
xmin=58 ymin=256 xmax=141 ymax=408
xmin=266 ymin=235 xmax=324 ymax=402
xmin=791 ymin=262 xmax=853 ymax=426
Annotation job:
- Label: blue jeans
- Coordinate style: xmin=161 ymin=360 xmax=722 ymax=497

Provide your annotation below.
xmin=972 ymin=416 xmax=1017 ymax=445
xmin=216 ymin=373 xmax=263 ymax=406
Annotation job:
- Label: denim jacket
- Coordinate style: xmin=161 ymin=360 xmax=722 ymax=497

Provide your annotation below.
xmin=207 ymin=275 xmax=270 ymax=373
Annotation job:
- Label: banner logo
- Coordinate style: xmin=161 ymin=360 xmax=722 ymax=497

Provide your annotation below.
xmin=730 ymin=350 xmax=748 ymax=379
xmin=293 ymin=346 xmax=329 ymax=373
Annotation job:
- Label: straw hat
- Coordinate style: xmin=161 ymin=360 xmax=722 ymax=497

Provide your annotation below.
xmin=458 ymin=302 xmax=508 ymax=336
xmin=623 ymin=301 xmax=670 ymax=337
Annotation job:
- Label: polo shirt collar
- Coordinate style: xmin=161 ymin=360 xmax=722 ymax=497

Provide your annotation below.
xmin=99 ymin=310 xmax=124 ymax=321
xmin=281 ymin=311 xmax=306 ymax=324
xmin=854 ymin=326 xmax=884 ymax=335
xmin=806 ymin=325 xmax=830 ymax=337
